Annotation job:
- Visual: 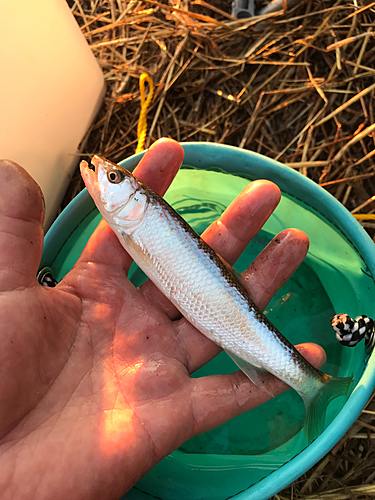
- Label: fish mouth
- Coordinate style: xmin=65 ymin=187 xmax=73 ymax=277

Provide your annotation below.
xmin=80 ymin=159 xmax=94 ymax=178
xmin=80 ymin=155 xmax=108 ymax=176
xmin=80 ymin=155 xmax=109 ymax=186
xmin=79 ymin=157 xmax=100 ymax=200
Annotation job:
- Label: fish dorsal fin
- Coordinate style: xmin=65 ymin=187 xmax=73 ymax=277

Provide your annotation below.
xmin=225 ymin=350 xmax=278 ymax=398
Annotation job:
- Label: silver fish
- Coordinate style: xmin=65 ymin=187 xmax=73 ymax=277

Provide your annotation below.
xmin=80 ymin=155 xmax=352 ymax=441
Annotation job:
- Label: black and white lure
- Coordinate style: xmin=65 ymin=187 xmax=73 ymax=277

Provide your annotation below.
xmin=37 ymin=267 xmax=58 ymax=288
xmin=331 ymin=314 xmax=375 ymax=350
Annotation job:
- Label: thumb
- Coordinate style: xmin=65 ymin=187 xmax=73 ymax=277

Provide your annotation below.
xmin=0 ymin=160 xmax=44 ymax=291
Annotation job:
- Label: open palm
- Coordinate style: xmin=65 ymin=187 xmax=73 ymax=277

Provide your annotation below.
xmin=0 ymin=139 xmax=325 ymax=500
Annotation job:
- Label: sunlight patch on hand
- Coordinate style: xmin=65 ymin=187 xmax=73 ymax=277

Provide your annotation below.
xmin=100 ymin=358 xmax=144 ymax=457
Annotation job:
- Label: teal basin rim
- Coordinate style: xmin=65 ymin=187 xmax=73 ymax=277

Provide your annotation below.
xmin=43 ymin=143 xmax=375 ymax=499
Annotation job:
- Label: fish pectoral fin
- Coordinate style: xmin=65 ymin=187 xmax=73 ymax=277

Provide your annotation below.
xmin=225 ymin=350 xmax=278 ymax=398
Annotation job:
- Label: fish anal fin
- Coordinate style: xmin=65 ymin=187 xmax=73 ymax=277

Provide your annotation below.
xmin=225 ymin=350 xmax=277 ymax=398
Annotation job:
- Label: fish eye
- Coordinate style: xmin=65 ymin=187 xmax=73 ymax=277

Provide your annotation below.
xmin=107 ymin=169 xmax=124 ymax=184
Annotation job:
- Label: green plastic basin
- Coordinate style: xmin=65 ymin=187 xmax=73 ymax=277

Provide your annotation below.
xmin=40 ymin=143 xmax=375 ymax=500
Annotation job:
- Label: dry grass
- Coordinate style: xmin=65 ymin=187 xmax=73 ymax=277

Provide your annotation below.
xmin=66 ymin=0 xmax=375 ymax=497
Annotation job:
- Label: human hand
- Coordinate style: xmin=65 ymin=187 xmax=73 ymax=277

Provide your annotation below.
xmin=0 ymin=139 xmax=325 ymax=500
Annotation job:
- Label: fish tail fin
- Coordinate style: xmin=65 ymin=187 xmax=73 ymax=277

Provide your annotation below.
xmin=303 ymin=375 xmax=353 ymax=443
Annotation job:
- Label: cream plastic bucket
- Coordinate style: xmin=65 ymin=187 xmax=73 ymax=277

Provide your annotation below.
xmin=0 ymin=0 xmax=105 ymax=227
